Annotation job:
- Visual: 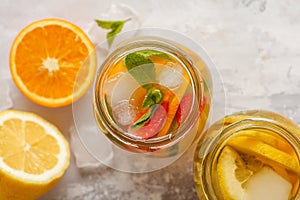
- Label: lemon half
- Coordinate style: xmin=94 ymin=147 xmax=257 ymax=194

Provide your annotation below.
xmin=0 ymin=110 xmax=70 ymax=200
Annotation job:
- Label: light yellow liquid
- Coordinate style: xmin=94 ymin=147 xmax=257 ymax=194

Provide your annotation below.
xmin=216 ymin=130 xmax=299 ymax=199
xmin=194 ymin=111 xmax=300 ymax=200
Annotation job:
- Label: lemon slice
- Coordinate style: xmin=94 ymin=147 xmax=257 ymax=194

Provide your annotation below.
xmin=235 ymin=129 xmax=296 ymax=155
xmin=227 ymin=136 xmax=300 ymax=175
xmin=0 ymin=110 xmax=70 ymax=199
xmin=217 ymin=146 xmax=250 ymax=200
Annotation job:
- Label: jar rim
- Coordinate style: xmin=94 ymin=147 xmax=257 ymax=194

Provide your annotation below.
xmin=93 ymin=37 xmax=206 ymax=151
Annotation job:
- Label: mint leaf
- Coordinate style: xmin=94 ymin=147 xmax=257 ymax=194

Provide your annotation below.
xmin=142 ymin=88 xmax=163 ymax=109
xmin=125 ymin=53 xmax=156 ymax=87
xmin=137 ymin=50 xmax=172 ymax=60
xmin=131 ymin=104 xmax=159 ymax=129
xmin=131 ymin=109 xmax=151 ymax=130
xmin=95 ymin=19 xmax=130 ymax=46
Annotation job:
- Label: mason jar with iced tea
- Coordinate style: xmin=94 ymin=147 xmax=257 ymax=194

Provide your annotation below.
xmin=94 ymin=36 xmax=211 ymax=152
xmin=72 ymin=29 xmax=224 ymax=172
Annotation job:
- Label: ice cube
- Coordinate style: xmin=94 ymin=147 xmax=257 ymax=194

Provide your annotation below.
xmin=157 ymin=63 xmax=184 ymax=90
xmin=0 ymin=79 xmax=13 ymax=111
xmin=69 ymin=126 xmax=101 ymax=168
xmin=110 ymin=71 xmax=140 ymax=107
xmin=112 ymin=100 xmax=136 ymax=126
xmin=103 ymin=71 xmax=126 ymax=96
xmin=244 ymin=166 xmax=292 ymax=200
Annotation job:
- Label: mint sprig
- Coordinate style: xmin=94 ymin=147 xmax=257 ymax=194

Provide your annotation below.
xmin=125 ymin=53 xmax=156 ymax=87
xmin=95 ymin=19 xmax=130 ymax=46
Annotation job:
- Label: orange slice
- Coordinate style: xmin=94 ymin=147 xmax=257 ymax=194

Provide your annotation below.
xmin=10 ymin=18 xmax=96 ymax=107
xmin=0 ymin=110 xmax=70 ymax=199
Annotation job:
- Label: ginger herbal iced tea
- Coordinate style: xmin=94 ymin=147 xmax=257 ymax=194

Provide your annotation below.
xmin=94 ymin=39 xmax=211 ymax=153
xmin=194 ymin=111 xmax=300 ymax=200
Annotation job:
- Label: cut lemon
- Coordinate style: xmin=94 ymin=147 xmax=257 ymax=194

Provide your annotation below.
xmin=240 ymin=153 xmax=263 ymax=173
xmin=217 ymin=146 xmax=249 ymax=200
xmin=10 ymin=18 xmax=96 ymax=107
xmin=235 ymin=129 xmax=296 ymax=155
xmin=0 ymin=110 xmax=70 ymax=200
xmin=227 ymin=136 xmax=300 ymax=175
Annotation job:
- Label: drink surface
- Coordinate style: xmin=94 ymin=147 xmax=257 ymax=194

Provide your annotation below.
xmin=194 ymin=111 xmax=300 ymax=200
xmin=215 ymin=129 xmax=299 ymax=200
xmin=100 ymin=49 xmax=193 ymax=141
xmin=93 ymin=36 xmax=213 ymax=155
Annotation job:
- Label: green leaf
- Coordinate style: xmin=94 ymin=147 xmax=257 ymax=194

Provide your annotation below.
xmin=125 ymin=53 xmax=156 ymax=87
xmin=95 ymin=19 xmax=130 ymax=47
xmin=131 ymin=105 xmax=158 ymax=129
xmin=131 ymin=109 xmax=151 ymax=130
xmin=142 ymin=88 xmax=163 ymax=109
xmin=136 ymin=50 xmax=172 ymax=60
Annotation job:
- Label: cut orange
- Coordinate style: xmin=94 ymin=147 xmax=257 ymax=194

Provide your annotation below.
xmin=0 ymin=110 xmax=70 ymax=199
xmin=10 ymin=18 xmax=96 ymax=107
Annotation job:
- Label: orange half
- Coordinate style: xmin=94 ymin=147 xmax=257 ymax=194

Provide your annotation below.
xmin=10 ymin=18 xmax=97 ymax=107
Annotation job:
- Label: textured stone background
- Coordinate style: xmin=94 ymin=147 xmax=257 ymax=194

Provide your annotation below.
xmin=1 ymin=0 xmax=299 ymax=199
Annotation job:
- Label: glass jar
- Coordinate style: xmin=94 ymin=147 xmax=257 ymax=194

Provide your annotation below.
xmin=72 ymin=28 xmax=225 ymax=173
xmin=194 ymin=110 xmax=300 ymax=200
xmin=93 ymin=36 xmax=211 ymax=154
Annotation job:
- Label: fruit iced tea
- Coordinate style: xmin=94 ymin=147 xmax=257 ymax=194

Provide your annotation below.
xmin=194 ymin=110 xmax=300 ymax=200
xmin=93 ymin=37 xmax=212 ymax=154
